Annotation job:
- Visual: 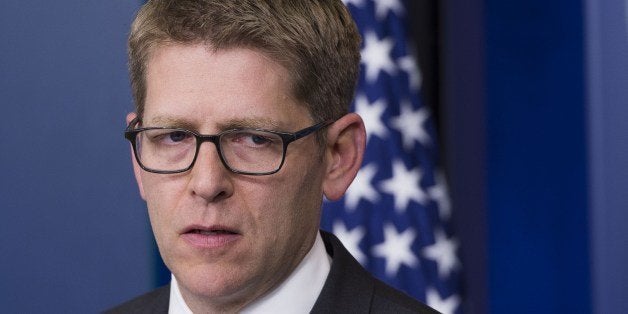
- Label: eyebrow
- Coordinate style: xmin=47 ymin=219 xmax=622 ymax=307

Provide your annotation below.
xmin=216 ymin=118 xmax=283 ymax=131
xmin=144 ymin=116 xmax=197 ymax=130
xmin=145 ymin=115 xmax=285 ymax=132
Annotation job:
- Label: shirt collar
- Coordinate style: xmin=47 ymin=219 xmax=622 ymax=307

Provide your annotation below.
xmin=169 ymin=231 xmax=331 ymax=314
xmin=169 ymin=275 xmax=192 ymax=314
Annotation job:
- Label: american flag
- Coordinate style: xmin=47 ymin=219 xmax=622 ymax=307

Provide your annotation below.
xmin=321 ymin=1 xmax=463 ymax=313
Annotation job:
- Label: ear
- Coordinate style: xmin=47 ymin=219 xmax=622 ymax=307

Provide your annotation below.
xmin=322 ymin=113 xmax=366 ymax=201
xmin=126 ymin=112 xmax=146 ymax=200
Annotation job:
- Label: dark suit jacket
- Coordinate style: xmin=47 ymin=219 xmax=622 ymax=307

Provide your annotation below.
xmin=105 ymin=231 xmax=439 ymax=313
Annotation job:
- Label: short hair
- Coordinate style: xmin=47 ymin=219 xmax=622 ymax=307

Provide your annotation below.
xmin=128 ymin=0 xmax=361 ymax=123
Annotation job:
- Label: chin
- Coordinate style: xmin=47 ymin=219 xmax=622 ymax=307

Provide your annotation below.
xmin=175 ymin=262 xmax=254 ymax=300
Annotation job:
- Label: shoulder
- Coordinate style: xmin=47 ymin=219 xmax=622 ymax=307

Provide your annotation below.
xmin=316 ymin=231 xmax=439 ymax=314
xmin=103 ymin=285 xmax=170 ymax=314
xmin=370 ymin=278 xmax=440 ymax=314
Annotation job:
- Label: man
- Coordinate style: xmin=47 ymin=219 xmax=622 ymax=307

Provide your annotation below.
xmin=107 ymin=0 xmax=438 ymax=313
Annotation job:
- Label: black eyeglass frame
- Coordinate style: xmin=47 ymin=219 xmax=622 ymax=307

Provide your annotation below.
xmin=124 ymin=117 xmax=332 ymax=176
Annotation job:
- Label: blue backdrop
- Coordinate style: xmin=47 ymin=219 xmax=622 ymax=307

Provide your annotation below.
xmin=586 ymin=0 xmax=628 ymax=313
xmin=442 ymin=0 xmax=628 ymax=313
xmin=485 ymin=1 xmax=590 ymax=312
xmin=0 ymin=1 xmax=151 ymax=312
xmin=1 ymin=0 xmax=626 ymax=313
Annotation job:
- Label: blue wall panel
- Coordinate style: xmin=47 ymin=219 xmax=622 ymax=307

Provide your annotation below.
xmin=0 ymin=1 xmax=150 ymax=312
xmin=440 ymin=0 xmax=489 ymax=313
xmin=485 ymin=1 xmax=591 ymax=313
xmin=586 ymin=0 xmax=628 ymax=312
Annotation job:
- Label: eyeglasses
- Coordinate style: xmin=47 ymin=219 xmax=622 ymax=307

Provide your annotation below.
xmin=124 ymin=117 xmax=332 ymax=175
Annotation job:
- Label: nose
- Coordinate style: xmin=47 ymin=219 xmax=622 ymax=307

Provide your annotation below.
xmin=187 ymin=141 xmax=234 ymax=203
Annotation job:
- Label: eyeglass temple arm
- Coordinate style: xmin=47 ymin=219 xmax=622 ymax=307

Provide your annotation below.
xmin=126 ymin=117 xmax=141 ymax=130
xmin=292 ymin=120 xmax=333 ymax=140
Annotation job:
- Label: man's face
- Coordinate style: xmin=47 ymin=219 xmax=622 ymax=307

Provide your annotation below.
xmin=133 ymin=44 xmax=326 ymax=310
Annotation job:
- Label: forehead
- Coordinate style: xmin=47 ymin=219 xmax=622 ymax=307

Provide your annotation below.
xmin=143 ymin=44 xmax=310 ymax=130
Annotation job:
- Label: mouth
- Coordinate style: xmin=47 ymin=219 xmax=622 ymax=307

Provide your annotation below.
xmin=183 ymin=223 xmax=240 ymax=235
xmin=188 ymin=229 xmax=238 ymax=235
xmin=181 ymin=225 xmax=241 ymax=249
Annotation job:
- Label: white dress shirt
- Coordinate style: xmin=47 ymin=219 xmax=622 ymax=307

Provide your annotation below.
xmin=169 ymin=232 xmax=332 ymax=313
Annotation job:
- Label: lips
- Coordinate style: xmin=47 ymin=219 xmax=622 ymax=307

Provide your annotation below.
xmin=190 ymin=229 xmax=237 ymax=235
xmin=183 ymin=224 xmax=239 ymax=235
xmin=181 ymin=225 xmax=241 ymax=248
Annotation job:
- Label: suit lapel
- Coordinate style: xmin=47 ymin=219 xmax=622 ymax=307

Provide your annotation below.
xmin=310 ymin=231 xmax=374 ymax=313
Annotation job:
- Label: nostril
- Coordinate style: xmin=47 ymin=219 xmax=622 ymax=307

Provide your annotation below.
xmin=214 ymin=191 xmax=229 ymax=202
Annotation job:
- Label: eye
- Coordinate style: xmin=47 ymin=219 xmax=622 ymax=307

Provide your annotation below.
xmin=167 ymin=131 xmax=189 ymax=143
xmin=249 ymin=134 xmax=272 ymax=145
xmin=145 ymin=129 xmax=193 ymax=145
xmin=227 ymin=130 xmax=279 ymax=148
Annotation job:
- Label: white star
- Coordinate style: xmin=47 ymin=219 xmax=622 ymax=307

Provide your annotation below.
xmin=372 ymin=223 xmax=418 ymax=277
xmin=333 ymin=220 xmax=367 ymax=264
xmin=422 ymin=229 xmax=460 ymax=278
xmin=361 ymin=31 xmax=396 ymax=82
xmin=426 ymin=288 xmax=460 ymax=314
xmin=373 ymin=0 xmax=405 ymax=20
xmin=379 ymin=159 xmax=428 ymax=212
xmin=398 ymin=55 xmax=423 ymax=90
xmin=341 ymin=0 xmax=365 ymax=7
xmin=354 ymin=94 xmax=388 ymax=143
xmin=345 ymin=163 xmax=380 ymax=210
xmin=428 ymin=172 xmax=452 ymax=221
xmin=389 ymin=102 xmax=430 ymax=151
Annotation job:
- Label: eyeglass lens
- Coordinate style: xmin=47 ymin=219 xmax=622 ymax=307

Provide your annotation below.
xmin=135 ymin=128 xmax=285 ymax=174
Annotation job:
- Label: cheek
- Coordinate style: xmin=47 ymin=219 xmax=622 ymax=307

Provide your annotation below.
xmin=141 ymin=174 xmax=187 ymax=232
xmin=250 ymin=164 xmax=323 ymax=236
xmin=142 ymin=172 xmax=185 ymax=203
